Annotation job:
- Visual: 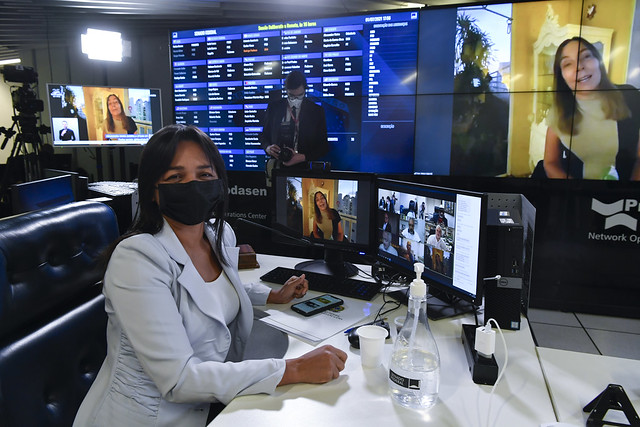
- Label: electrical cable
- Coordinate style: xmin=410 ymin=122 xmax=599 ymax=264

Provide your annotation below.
xmin=372 ymin=272 xmax=403 ymax=322
xmin=484 ymin=318 xmax=509 ymax=427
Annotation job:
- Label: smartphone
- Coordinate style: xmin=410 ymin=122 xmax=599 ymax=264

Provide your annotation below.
xmin=291 ymin=294 xmax=344 ymax=317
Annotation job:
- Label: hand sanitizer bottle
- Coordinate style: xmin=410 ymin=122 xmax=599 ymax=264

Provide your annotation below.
xmin=388 ymin=262 xmax=440 ymax=409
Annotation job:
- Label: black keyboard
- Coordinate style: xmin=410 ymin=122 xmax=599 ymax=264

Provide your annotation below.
xmin=260 ymin=267 xmax=382 ymax=301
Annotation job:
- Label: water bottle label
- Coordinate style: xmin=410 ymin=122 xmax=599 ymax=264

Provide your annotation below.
xmin=389 ymin=369 xmax=421 ymax=390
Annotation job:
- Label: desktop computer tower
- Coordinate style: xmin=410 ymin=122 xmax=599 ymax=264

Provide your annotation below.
xmin=483 ymin=194 xmax=535 ymax=330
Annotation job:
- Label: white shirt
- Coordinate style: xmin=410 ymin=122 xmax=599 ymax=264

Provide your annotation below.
xmin=401 ymin=227 xmax=422 ymax=243
xmin=205 ymin=271 xmax=240 ymax=325
xmin=379 ymin=243 xmax=398 ymax=256
xmin=427 ymin=234 xmax=447 ymax=251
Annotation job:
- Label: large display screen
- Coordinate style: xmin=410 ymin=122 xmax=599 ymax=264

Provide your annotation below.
xmin=46 ymin=84 xmax=162 ymax=147
xmin=170 ymin=11 xmax=419 ymax=172
xmin=171 ymin=0 xmax=640 ymax=181
xmin=416 ymin=0 xmax=640 ymax=181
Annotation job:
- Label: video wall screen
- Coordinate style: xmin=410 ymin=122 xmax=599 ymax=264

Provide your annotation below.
xmin=47 ymin=84 xmax=162 ymax=147
xmin=171 ymin=0 xmax=640 ymax=181
xmin=170 ymin=11 xmax=419 ymax=173
xmin=416 ymin=0 xmax=640 ymax=181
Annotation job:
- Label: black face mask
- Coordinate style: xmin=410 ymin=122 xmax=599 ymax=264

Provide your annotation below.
xmin=157 ymin=179 xmax=224 ymax=226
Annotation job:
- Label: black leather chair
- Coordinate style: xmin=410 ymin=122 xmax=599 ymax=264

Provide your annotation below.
xmin=0 ymin=201 xmax=119 ymax=427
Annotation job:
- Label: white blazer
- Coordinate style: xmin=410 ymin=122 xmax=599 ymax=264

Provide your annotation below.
xmin=74 ymin=220 xmax=286 ymax=427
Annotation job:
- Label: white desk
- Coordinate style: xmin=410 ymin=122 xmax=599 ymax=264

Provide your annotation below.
xmin=537 ymin=347 xmax=640 ymax=425
xmin=210 ymin=254 xmax=556 ymax=427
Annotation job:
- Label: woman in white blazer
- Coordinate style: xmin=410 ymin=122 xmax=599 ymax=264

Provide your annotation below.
xmin=74 ymin=125 xmax=347 ymax=427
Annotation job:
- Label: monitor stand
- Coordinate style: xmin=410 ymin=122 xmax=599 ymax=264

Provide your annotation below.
xmin=295 ymin=248 xmax=357 ymax=279
xmin=387 ymin=288 xmax=478 ymax=321
xmin=427 ymin=294 xmax=477 ymax=321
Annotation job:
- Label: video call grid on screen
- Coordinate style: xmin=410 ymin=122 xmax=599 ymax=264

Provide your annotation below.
xmin=47 ymin=84 xmax=163 ymax=147
xmin=272 ymin=171 xmax=374 ymax=253
xmin=376 ymin=179 xmax=484 ymax=300
xmin=170 ymin=10 xmax=420 ymax=173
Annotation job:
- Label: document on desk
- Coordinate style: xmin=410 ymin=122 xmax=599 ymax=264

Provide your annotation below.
xmin=259 ymin=298 xmax=381 ymax=345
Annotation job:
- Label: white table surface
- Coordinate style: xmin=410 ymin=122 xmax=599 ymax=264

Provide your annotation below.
xmin=210 ymin=254 xmax=557 ymax=427
xmin=537 ymin=346 xmax=640 ymax=426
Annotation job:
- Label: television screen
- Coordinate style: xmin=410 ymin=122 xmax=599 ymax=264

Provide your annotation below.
xmin=170 ymin=10 xmax=420 ymax=172
xmin=46 ymin=84 xmax=163 ymax=147
xmin=415 ymin=0 xmax=640 ymax=181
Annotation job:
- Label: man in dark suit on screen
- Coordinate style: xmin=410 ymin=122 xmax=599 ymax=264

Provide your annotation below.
xmin=260 ymin=70 xmax=329 ymax=183
xmin=59 ymin=120 xmax=76 ymax=141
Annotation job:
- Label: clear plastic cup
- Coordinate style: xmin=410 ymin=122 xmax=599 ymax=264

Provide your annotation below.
xmin=357 ymin=325 xmax=388 ymax=368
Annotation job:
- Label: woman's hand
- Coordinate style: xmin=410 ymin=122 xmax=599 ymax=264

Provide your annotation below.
xmin=279 ymin=345 xmax=348 ymax=385
xmin=267 ymin=274 xmax=308 ymax=304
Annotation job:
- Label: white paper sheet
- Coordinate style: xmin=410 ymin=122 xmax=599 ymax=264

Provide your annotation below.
xmin=260 ymin=296 xmax=381 ymax=344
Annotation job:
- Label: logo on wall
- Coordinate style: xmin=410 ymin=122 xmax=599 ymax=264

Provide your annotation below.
xmin=588 ymin=198 xmax=640 ymax=244
xmin=591 ymin=199 xmax=638 ymax=231
xmin=226 ymin=173 xmax=270 ymax=223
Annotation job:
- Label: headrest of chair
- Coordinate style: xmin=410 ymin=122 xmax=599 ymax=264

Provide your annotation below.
xmin=0 ymin=201 xmax=119 ymax=338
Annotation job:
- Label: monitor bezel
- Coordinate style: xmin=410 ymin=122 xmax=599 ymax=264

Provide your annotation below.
xmin=271 ymin=168 xmax=377 ymax=257
xmin=375 ymin=177 xmax=488 ymax=307
xmin=10 ymin=174 xmax=75 ymax=215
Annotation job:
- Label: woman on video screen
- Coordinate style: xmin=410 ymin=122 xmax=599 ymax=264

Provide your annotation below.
xmin=312 ymin=191 xmax=344 ymax=241
xmin=102 ymin=93 xmax=138 ymax=139
xmin=543 ymin=37 xmax=640 ymax=180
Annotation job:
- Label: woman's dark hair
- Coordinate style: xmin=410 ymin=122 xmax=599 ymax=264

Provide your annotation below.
xmin=105 ymin=94 xmax=136 ymax=133
xmin=313 ymin=191 xmax=334 ymax=223
xmin=552 ymin=37 xmax=629 ymax=134
xmin=102 ymin=124 xmax=229 ymax=268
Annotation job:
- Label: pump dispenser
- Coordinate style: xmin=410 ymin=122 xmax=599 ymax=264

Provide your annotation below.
xmin=388 ymin=262 xmax=440 ymax=409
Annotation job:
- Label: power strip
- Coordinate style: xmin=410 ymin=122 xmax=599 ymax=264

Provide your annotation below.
xmin=461 ymin=324 xmax=499 ymax=385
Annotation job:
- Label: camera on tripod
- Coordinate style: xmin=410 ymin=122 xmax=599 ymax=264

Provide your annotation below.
xmin=0 ymin=64 xmax=51 ymax=150
xmin=277 ymin=121 xmax=295 ymax=163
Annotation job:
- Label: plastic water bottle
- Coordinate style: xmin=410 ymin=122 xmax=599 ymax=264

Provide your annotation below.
xmin=388 ymin=263 xmax=440 ymax=409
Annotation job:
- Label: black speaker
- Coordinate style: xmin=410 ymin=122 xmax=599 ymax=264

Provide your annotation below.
xmin=483 ymin=194 xmax=536 ymax=330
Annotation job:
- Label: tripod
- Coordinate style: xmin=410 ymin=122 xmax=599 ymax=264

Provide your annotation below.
xmin=0 ymin=114 xmax=47 ymax=214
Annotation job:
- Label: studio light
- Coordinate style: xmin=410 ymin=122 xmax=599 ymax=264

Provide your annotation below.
xmin=81 ymin=28 xmax=124 ymax=62
xmin=0 ymin=59 xmax=21 ymax=66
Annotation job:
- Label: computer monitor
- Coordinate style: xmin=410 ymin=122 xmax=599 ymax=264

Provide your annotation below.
xmin=376 ymin=178 xmax=487 ymax=319
xmin=46 ymin=83 xmax=163 ymax=147
xmin=11 ymin=175 xmax=75 ymax=215
xmin=43 ymin=168 xmax=89 ymax=201
xmin=271 ymin=168 xmax=375 ymax=278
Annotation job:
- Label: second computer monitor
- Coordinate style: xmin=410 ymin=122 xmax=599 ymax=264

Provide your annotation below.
xmin=376 ymin=178 xmax=487 ymax=307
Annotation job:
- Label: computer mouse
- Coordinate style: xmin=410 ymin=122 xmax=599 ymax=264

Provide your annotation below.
xmin=347 ymin=321 xmax=391 ymax=349
xmin=348 ymin=328 xmax=361 ymax=349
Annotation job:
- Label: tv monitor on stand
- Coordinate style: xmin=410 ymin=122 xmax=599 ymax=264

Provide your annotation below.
xmin=46 ymin=84 xmax=162 ymax=148
xmin=376 ymin=178 xmax=487 ymax=320
xmin=271 ymin=168 xmax=375 ymax=279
